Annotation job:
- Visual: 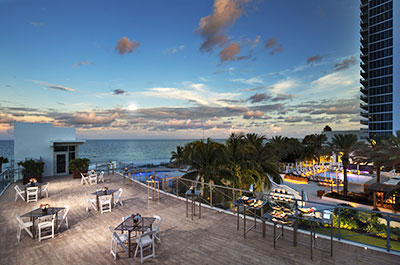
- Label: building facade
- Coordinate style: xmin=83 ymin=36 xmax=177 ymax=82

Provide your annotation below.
xmin=14 ymin=123 xmax=85 ymax=179
xmin=360 ymin=0 xmax=399 ymax=137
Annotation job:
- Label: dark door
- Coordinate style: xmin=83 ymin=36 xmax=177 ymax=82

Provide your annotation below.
xmin=56 ymin=154 xmax=67 ymax=174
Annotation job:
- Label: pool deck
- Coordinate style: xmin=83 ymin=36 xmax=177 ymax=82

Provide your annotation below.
xmin=0 ymin=174 xmax=398 ymax=264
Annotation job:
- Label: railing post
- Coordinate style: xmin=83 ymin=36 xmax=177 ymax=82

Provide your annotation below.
xmin=337 ymin=206 xmax=341 ymax=240
xmin=210 ymin=184 xmax=213 ymax=207
xmin=386 ymin=214 xmax=391 ymax=252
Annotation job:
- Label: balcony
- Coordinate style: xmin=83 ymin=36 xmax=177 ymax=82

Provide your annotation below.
xmin=360 ymin=119 xmax=369 ymax=126
xmin=360 ymin=95 xmax=368 ymax=103
xmin=360 ymin=37 xmax=368 ymax=47
xmin=360 ymin=62 xmax=368 ymax=72
xmin=360 ymin=111 xmax=368 ymax=118
xmin=360 ymin=70 xmax=368 ymax=79
xmin=360 ymin=87 xmax=368 ymax=95
xmin=360 ymin=45 xmax=368 ymax=54
xmin=360 ymin=28 xmax=368 ymax=39
xmin=360 ymin=78 xmax=368 ymax=87
xmin=360 ymin=103 xmax=368 ymax=111
xmin=360 ymin=54 xmax=368 ymax=64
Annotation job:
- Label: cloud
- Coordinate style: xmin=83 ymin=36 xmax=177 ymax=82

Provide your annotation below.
xmin=164 ymin=45 xmax=185 ymax=55
xmin=265 ymin=37 xmax=277 ymax=49
xmin=58 ymin=112 xmax=118 ymax=126
xmin=30 ymin=22 xmax=44 ymax=27
xmin=217 ymin=99 xmax=244 ymax=103
xmin=243 ymin=110 xmax=264 ymax=119
xmin=334 ymin=56 xmax=356 ymax=71
xmin=33 ymin=80 xmax=76 ymax=92
xmin=269 ymin=44 xmax=283 ymax=55
xmin=271 ymin=93 xmax=295 ymax=102
xmin=73 ymin=61 xmax=94 ymax=68
xmin=307 ymin=55 xmax=323 ymax=64
xmin=115 ymin=37 xmax=140 ymax=55
xmin=230 ymin=77 xmax=264 ymax=85
xmin=112 ymin=89 xmax=127 ymax=95
xmin=213 ymin=67 xmax=234 ymax=74
xmin=247 ymin=93 xmax=270 ymax=103
xmin=267 ymin=79 xmax=296 ymax=94
xmin=284 ymin=116 xmax=303 ymax=123
xmin=196 ymin=0 xmax=248 ymax=53
xmin=251 ymin=35 xmax=261 ymax=49
xmin=218 ymin=42 xmax=241 ymax=62
xmin=0 ymin=114 xmax=15 ymax=124
xmin=310 ymin=71 xmax=355 ymax=92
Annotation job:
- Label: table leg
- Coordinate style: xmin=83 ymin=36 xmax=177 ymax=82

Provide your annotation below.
xmin=262 ymin=208 xmax=265 ymax=238
xmin=237 ymin=206 xmax=239 ymax=230
xmin=199 ymin=197 xmax=201 ymax=218
xmin=96 ymin=195 xmax=100 ymax=211
xmin=186 ymin=195 xmax=188 ymax=218
xmin=192 ymin=196 xmax=194 ymax=220
xmin=128 ymin=230 xmax=132 ymax=258
xmin=243 ymin=206 xmax=246 ymax=238
xmin=254 ymin=209 xmax=256 ymax=229
xmin=31 ymin=217 xmax=35 ymax=239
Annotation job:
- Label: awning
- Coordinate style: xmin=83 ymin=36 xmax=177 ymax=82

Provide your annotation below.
xmin=365 ymin=183 xmax=400 ymax=195
xmin=50 ymin=140 xmax=86 ymax=146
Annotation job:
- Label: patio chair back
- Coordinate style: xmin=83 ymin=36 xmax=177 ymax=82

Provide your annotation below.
xmin=26 ymin=187 xmax=39 ymax=202
xmin=114 ymin=188 xmax=123 ymax=207
xmin=99 ymin=195 xmax=112 ymax=214
xmin=14 ymin=186 xmax=25 ymax=202
xmin=80 ymin=173 xmax=89 ymax=185
xmin=98 ymin=171 xmax=105 ymax=183
xmin=42 ymin=182 xmax=50 ymax=198
xmin=15 ymin=214 xmax=33 ymax=241
xmin=109 ymin=226 xmax=129 ymax=260
xmin=135 ymin=230 xmax=156 ymax=263
xmin=57 ymin=206 xmax=70 ymax=230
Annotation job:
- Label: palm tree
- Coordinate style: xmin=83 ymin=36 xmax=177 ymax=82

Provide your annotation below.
xmin=302 ymin=134 xmax=328 ymax=164
xmin=0 ymin=157 xmax=8 ymax=173
xmin=267 ymin=136 xmax=288 ymax=162
xmin=330 ymin=134 xmax=363 ymax=196
xmin=384 ymin=131 xmax=400 ymax=168
xmin=170 ymin=145 xmax=185 ymax=167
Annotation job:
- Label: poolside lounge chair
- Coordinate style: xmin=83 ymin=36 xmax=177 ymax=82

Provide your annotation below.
xmin=14 ymin=186 xmax=25 ymax=202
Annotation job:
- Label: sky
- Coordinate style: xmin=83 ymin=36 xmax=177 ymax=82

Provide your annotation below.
xmin=0 ymin=0 xmax=362 ymax=140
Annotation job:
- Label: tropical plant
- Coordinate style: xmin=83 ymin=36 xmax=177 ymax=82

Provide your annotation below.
xmin=0 ymin=156 xmax=9 ymax=173
xmin=323 ymin=125 xmax=332 ymax=132
xmin=170 ymin=145 xmax=185 ymax=167
xmin=382 ymin=130 xmax=400 ymax=169
xmin=330 ymin=134 xmax=363 ymax=196
xmin=267 ymin=136 xmax=288 ymax=162
xmin=18 ymin=159 xmax=45 ymax=184
xmin=302 ymin=134 xmax=328 ymax=163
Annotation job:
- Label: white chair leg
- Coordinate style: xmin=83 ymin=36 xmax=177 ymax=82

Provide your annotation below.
xmin=17 ymin=226 xmax=21 ymax=242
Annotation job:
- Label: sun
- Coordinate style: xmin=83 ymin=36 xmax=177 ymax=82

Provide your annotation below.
xmin=127 ymin=104 xmax=137 ymax=111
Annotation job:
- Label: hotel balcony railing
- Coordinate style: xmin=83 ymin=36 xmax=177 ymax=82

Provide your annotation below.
xmin=360 ymin=37 xmax=368 ymax=46
xmin=360 ymin=103 xmax=368 ymax=111
xmin=360 ymin=28 xmax=368 ymax=38
xmin=360 ymin=78 xmax=368 ymax=87
xmin=360 ymin=87 xmax=368 ymax=95
xmin=360 ymin=70 xmax=368 ymax=79
xmin=360 ymin=111 xmax=369 ymax=118
xmin=360 ymin=119 xmax=369 ymax=126
xmin=360 ymin=95 xmax=368 ymax=103
xmin=360 ymin=62 xmax=368 ymax=72
xmin=360 ymin=45 xmax=368 ymax=54
xmin=360 ymin=54 xmax=368 ymax=64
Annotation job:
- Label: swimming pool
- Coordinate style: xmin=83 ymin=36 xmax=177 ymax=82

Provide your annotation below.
xmin=316 ymin=171 xmax=372 ymax=184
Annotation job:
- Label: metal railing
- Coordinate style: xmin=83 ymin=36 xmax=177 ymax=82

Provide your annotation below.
xmin=121 ymin=170 xmax=400 ymax=254
xmin=0 ymin=167 xmax=14 ymax=196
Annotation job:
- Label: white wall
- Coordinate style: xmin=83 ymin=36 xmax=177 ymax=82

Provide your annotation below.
xmin=14 ymin=123 xmax=76 ymax=178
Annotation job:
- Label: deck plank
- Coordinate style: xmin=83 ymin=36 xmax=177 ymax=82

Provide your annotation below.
xmin=0 ymin=174 xmax=398 ymax=264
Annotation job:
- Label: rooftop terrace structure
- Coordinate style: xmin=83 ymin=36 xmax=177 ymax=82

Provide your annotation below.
xmin=0 ymin=173 xmax=398 ymax=264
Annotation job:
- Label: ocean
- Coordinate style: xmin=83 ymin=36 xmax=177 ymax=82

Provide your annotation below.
xmin=0 ymin=139 xmax=226 ymax=166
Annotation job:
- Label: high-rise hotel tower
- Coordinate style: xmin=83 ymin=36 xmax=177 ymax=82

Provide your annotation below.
xmin=360 ymin=0 xmax=399 ymax=137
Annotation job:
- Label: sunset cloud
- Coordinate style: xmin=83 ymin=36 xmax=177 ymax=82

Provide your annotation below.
xmin=307 ymin=55 xmax=323 ymax=64
xmin=334 ymin=56 xmax=356 ymax=71
xmin=32 ymin=80 xmax=77 ymax=92
xmin=73 ymin=61 xmax=94 ymax=68
xmin=115 ymin=37 xmax=140 ymax=55
xmin=247 ymin=93 xmax=269 ymax=103
xmin=265 ymin=37 xmax=277 ymax=49
xmin=218 ymin=42 xmax=241 ymax=62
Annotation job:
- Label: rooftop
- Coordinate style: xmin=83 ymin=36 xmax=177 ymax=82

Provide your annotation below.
xmin=0 ymin=174 xmax=397 ymax=264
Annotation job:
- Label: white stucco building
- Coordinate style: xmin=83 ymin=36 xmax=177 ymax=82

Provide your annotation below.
xmin=14 ymin=122 xmax=85 ymax=179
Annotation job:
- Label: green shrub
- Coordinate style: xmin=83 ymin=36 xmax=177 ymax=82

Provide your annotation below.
xmin=18 ymin=159 xmax=45 ymax=184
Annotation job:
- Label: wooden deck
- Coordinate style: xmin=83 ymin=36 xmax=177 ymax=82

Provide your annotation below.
xmin=0 ymin=174 xmax=398 ymax=264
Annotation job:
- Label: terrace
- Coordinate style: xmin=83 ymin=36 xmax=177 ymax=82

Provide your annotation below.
xmin=0 ymin=174 xmax=398 ymax=264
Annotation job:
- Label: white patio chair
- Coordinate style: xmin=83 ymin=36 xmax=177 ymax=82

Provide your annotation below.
xmin=41 ymin=182 xmax=49 ymax=198
xmin=148 ymin=215 xmax=162 ymax=243
xmin=134 ymin=230 xmax=156 ymax=263
xmin=80 ymin=173 xmax=89 ymax=185
xmin=57 ymin=206 xmax=69 ymax=230
xmin=98 ymin=171 xmax=105 ymax=183
xmin=89 ymin=174 xmax=98 ymax=185
xmin=16 ymin=214 xmax=33 ymax=242
xmin=85 ymin=192 xmax=97 ymax=211
xmin=109 ymin=226 xmax=129 ymax=260
xmin=26 ymin=187 xmax=39 ymax=203
xmin=113 ymin=188 xmax=123 ymax=207
xmin=99 ymin=195 xmax=112 ymax=214
xmin=14 ymin=186 xmax=26 ymax=202
xmin=37 ymin=214 xmax=55 ymax=241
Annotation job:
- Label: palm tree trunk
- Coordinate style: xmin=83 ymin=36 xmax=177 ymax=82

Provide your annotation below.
xmin=343 ymin=165 xmax=348 ymax=197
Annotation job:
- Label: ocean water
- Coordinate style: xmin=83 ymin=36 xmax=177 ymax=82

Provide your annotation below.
xmin=0 ymin=139 xmax=226 ymax=166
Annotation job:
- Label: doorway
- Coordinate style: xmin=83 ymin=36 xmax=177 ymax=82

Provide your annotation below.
xmin=55 ymin=152 xmax=68 ymax=175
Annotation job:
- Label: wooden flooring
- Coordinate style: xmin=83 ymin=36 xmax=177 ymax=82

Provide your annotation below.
xmin=0 ymin=174 xmax=399 ymax=265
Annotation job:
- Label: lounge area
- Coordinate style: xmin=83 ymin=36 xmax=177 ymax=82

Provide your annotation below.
xmin=0 ymin=174 xmax=397 ymax=264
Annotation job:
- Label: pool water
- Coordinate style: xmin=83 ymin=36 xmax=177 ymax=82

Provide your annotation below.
xmin=316 ymin=172 xmax=372 ymax=184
